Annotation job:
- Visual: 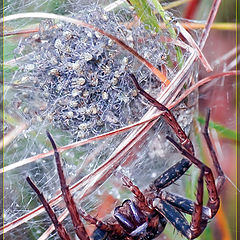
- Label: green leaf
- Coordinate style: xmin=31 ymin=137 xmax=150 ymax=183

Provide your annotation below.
xmin=128 ymin=0 xmax=160 ymax=32
xmin=151 ymin=0 xmax=183 ymax=65
xmin=129 ymin=0 xmax=184 ymax=66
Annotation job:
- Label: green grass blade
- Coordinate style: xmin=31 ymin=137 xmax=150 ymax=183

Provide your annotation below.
xmin=129 ymin=0 xmax=183 ymax=66
xmin=129 ymin=0 xmax=160 ymax=32
xmin=151 ymin=0 xmax=183 ymax=65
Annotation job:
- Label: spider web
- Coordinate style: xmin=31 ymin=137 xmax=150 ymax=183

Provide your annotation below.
xmin=3 ymin=1 xmax=235 ymax=240
xmin=3 ymin=2 xmax=198 ymax=239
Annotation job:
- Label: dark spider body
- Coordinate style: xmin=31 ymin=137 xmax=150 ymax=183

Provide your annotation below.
xmin=92 ymin=200 xmax=167 ymax=240
xmin=26 ymin=75 xmax=225 ymax=240
xmin=92 ymin=158 xmax=193 ymax=240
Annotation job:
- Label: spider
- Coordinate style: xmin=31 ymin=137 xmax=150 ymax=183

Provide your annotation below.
xmin=26 ymin=74 xmax=225 ymax=240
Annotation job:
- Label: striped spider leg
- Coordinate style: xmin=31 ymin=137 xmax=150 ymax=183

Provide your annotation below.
xmin=129 ymin=73 xmax=194 ymax=155
xmin=165 ymin=109 xmax=225 ymax=238
xmin=27 ymin=132 xmax=116 ymax=240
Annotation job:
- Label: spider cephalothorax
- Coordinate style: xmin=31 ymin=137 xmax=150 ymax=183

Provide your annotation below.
xmin=27 ymin=75 xmax=225 ymax=240
xmin=92 ymin=199 xmax=167 ymax=240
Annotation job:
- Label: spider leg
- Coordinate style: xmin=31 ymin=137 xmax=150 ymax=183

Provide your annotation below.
xmin=76 ymin=208 xmax=114 ymax=233
xmin=153 ymin=160 xmax=211 ymax=238
xmin=153 ymin=170 xmax=209 ymax=240
xmin=119 ymin=159 xmax=194 ymax=238
xmin=166 ymin=136 xmax=220 ymax=237
xmin=167 ymin=136 xmax=220 ymax=214
xmin=189 ymin=167 xmax=208 ymax=238
xmin=26 ymin=177 xmax=71 ymax=240
xmin=46 ymin=132 xmax=114 ymax=236
xmin=202 ymin=109 xmax=225 ymax=193
xmin=129 ymin=73 xmax=194 ymax=155
xmin=119 ymin=173 xmax=149 ymax=211
xmin=158 ymin=190 xmax=210 ymax=220
xmin=152 ymin=158 xmax=192 ymax=189
xmin=164 ymin=110 xmax=226 ymax=238
xmin=121 ymin=174 xmax=146 ymax=202
xmin=152 ymin=198 xmax=192 ymax=239
xmin=119 ymin=159 xmax=193 ymax=215
xmin=152 ymin=162 xmax=210 ymax=239
xmin=151 ymin=158 xmax=208 ymax=239
xmin=46 ymin=131 xmax=90 ymax=240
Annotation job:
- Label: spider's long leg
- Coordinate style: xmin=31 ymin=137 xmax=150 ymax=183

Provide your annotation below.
xmin=154 ymin=167 xmax=209 ymax=239
xmin=164 ymin=138 xmax=219 ymax=238
xmin=165 ymin=110 xmax=225 ymax=238
xmin=166 ymin=137 xmax=220 ymax=218
xmin=129 ymin=73 xmax=194 ymax=155
xmin=152 ymin=198 xmax=192 ymax=239
xmin=47 ymin=131 xmax=90 ymax=240
xmin=46 ymin=132 xmax=114 ymax=235
xmin=153 ymin=169 xmax=210 ymax=240
xmin=189 ymin=167 xmax=207 ymax=238
xmin=26 ymin=177 xmax=71 ymax=240
xmin=153 ymin=158 xmax=192 ymax=189
xmin=202 ymin=109 xmax=225 ymax=193
xmin=158 ymin=190 xmax=210 ymax=220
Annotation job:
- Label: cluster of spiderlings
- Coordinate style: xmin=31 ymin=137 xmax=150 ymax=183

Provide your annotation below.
xmin=14 ymin=8 xmax=170 ymax=139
